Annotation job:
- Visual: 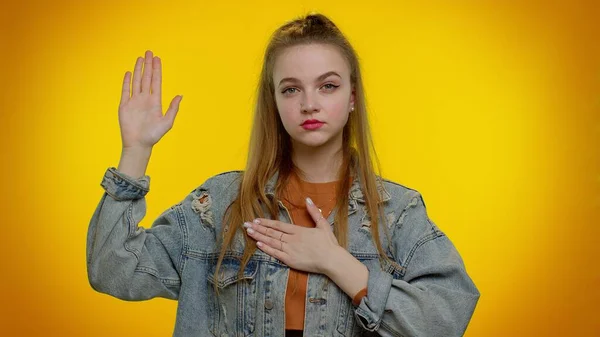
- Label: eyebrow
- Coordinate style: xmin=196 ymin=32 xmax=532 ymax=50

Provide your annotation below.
xmin=277 ymin=71 xmax=342 ymax=87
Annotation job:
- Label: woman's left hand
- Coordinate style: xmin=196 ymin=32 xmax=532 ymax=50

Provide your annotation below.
xmin=244 ymin=197 xmax=340 ymax=274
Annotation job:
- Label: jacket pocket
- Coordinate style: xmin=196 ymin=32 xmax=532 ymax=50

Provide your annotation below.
xmin=207 ymin=257 xmax=258 ymax=336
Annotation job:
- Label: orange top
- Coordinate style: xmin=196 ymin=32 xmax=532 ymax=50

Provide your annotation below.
xmin=279 ymin=171 xmax=367 ymax=331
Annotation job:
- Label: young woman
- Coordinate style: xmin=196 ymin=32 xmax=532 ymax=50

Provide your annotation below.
xmin=87 ymin=13 xmax=480 ymax=337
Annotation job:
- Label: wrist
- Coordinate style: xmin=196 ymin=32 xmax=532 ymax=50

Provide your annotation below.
xmin=323 ymin=245 xmax=346 ymax=276
xmin=117 ymin=146 xmax=153 ymax=179
xmin=122 ymin=146 xmax=152 ymax=157
xmin=323 ymin=246 xmax=369 ymax=299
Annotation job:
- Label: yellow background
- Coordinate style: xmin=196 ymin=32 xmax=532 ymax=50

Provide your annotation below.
xmin=1 ymin=0 xmax=598 ymax=336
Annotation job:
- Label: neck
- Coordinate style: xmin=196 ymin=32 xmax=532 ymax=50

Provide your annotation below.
xmin=291 ymin=136 xmax=343 ymax=183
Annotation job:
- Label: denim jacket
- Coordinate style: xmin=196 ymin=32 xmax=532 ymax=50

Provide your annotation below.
xmin=87 ymin=167 xmax=480 ymax=337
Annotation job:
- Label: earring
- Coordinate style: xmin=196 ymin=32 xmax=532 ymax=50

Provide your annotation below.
xmin=350 ymin=106 xmax=354 ymax=112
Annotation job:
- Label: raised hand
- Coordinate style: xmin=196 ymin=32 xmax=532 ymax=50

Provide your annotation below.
xmin=118 ymin=50 xmax=183 ymax=151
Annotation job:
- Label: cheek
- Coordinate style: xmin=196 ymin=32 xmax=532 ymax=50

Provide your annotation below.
xmin=326 ymin=101 xmax=349 ymax=123
xmin=275 ymin=99 xmax=297 ymax=128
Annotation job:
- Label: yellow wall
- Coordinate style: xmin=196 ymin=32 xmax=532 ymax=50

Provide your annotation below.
xmin=0 ymin=0 xmax=598 ymax=335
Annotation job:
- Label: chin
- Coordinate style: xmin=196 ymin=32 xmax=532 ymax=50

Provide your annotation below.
xmin=291 ymin=134 xmax=333 ymax=148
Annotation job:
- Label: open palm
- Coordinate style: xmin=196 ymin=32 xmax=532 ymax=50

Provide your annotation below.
xmin=118 ymin=50 xmax=183 ymax=150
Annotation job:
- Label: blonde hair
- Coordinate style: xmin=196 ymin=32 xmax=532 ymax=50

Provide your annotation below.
xmin=214 ymin=12 xmax=397 ymax=296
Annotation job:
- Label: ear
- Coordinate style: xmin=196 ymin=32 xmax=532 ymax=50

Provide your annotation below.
xmin=350 ymin=86 xmax=355 ymax=106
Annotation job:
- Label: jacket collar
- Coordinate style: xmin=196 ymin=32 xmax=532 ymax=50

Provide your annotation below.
xmin=264 ymin=169 xmax=391 ymax=204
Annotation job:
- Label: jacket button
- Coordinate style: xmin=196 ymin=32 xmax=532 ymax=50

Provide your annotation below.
xmin=264 ymin=300 xmax=274 ymax=310
xmin=309 ymin=297 xmax=327 ymax=304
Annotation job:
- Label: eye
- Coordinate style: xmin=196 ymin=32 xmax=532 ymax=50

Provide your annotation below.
xmin=282 ymin=87 xmax=298 ymax=95
xmin=322 ymin=83 xmax=340 ymax=91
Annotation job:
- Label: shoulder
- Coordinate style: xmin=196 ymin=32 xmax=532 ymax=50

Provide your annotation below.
xmin=175 ymin=170 xmax=244 ymax=232
xmin=199 ymin=170 xmax=244 ymax=190
xmin=186 ymin=170 xmax=244 ymax=205
xmin=174 ymin=170 xmax=244 ymax=209
xmin=378 ymin=176 xmax=443 ymax=250
xmin=185 ymin=170 xmax=242 ymax=194
xmin=378 ymin=176 xmax=426 ymax=211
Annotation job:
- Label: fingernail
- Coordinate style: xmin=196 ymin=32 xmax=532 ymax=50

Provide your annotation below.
xmin=253 ymin=218 xmax=260 ymax=225
xmin=243 ymin=222 xmax=252 ymax=228
xmin=306 ymin=197 xmax=314 ymax=205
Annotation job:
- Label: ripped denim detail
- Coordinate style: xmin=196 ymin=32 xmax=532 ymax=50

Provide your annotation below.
xmin=191 ymin=191 xmax=215 ymax=228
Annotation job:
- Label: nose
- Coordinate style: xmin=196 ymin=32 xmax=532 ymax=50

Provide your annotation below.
xmin=300 ymin=92 xmax=320 ymax=114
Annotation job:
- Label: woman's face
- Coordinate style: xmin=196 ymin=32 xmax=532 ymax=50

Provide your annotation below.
xmin=273 ymin=43 xmax=354 ymax=150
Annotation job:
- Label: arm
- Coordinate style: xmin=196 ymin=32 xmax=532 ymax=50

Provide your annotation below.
xmin=86 ymin=167 xmax=185 ymax=301
xmin=350 ymin=192 xmax=480 ymax=337
xmin=325 ymin=248 xmax=369 ymax=305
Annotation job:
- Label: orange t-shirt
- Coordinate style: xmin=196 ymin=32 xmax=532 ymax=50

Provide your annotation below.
xmin=279 ymin=171 xmax=340 ymax=330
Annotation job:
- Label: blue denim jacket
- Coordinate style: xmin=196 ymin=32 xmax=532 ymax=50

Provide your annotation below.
xmin=87 ymin=167 xmax=480 ymax=336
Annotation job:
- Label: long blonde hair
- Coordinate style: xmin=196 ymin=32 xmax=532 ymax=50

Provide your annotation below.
xmin=214 ymin=12 xmax=396 ymax=295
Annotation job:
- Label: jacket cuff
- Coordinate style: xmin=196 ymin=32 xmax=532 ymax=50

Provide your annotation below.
xmin=100 ymin=167 xmax=150 ymax=201
xmin=353 ymin=264 xmax=393 ymax=331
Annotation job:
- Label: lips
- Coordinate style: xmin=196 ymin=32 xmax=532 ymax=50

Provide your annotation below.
xmin=301 ymin=119 xmax=325 ymax=130
xmin=301 ymin=119 xmax=324 ymax=125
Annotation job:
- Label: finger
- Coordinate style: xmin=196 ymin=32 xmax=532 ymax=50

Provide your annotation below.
xmin=132 ymin=56 xmax=143 ymax=94
xmin=254 ymin=218 xmax=296 ymax=234
xmin=305 ymin=197 xmax=328 ymax=228
xmin=248 ymin=222 xmax=283 ymax=240
xmin=246 ymin=227 xmax=279 ymax=248
xmin=151 ymin=56 xmax=161 ymax=101
xmin=164 ymin=95 xmax=183 ymax=124
xmin=256 ymin=241 xmax=287 ymax=262
xmin=119 ymin=71 xmax=131 ymax=106
xmin=141 ymin=50 xmax=153 ymax=94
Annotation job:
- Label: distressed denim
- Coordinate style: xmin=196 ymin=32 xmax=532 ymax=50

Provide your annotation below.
xmin=87 ymin=167 xmax=480 ymax=336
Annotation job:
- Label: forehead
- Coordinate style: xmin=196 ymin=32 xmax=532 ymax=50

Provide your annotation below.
xmin=273 ymin=43 xmax=349 ymax=82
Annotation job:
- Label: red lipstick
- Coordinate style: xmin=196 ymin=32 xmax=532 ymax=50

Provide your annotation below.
xmin=301 ymin=119 xmax=324 ymax=130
